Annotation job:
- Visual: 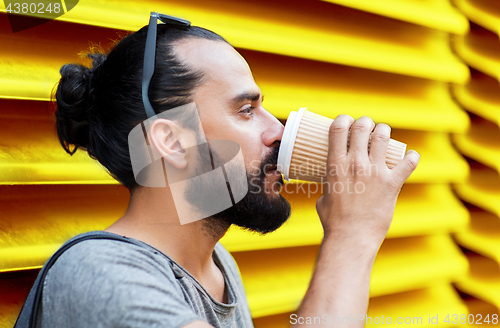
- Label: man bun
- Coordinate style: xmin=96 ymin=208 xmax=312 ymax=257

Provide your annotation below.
xmin=55 ymin=53 xmax=105 ymax=155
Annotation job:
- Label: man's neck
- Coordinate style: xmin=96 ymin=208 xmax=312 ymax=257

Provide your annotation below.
xmin=104 ymin=186 xmax=230 ymax=281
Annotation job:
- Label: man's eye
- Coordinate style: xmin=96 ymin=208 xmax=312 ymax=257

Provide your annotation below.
xmin=240 ymin=106 xmax=254 ymax=115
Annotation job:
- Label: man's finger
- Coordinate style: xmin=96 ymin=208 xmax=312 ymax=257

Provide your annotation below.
xmin=348 ymin=116 xmax=375 ymax=158
xmin=328 ymin=115 xmax=354 ymax=163
xmin=369 ymin=123 xmax=391 ymax=164
xmin=391 ymin=150 xmax=420 ymax=186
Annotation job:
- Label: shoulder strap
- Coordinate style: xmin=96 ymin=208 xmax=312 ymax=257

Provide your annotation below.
xmin=14 ymin=232 xmax=147 ymax=328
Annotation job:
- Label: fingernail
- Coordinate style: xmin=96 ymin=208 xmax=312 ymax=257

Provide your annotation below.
xmin=407 ymin=149 xmax=420 ymax=159
xmin=379 ymin=124 xmax=391 ymax=135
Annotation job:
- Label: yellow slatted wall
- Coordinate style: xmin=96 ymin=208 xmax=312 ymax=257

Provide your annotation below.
xmin=451 ymin=0 xmax=500 ymax=320
xmin=0 ymin=0 xmax=492 ymax=326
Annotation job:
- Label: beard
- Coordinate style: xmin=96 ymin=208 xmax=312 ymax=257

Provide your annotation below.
xmin=185 ymin=143 xmax=291 ymax=237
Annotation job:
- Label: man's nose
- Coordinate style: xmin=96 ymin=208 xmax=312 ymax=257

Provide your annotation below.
xmin=262 ymin=109 xmax=285 ymax=148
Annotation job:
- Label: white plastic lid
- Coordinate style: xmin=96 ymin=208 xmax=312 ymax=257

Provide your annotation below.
xmin=277 ymin=108 xmax=307 ymax=181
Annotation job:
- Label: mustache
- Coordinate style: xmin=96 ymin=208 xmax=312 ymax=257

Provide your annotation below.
xmin=259 ymin=146 xmax=280 ymax=179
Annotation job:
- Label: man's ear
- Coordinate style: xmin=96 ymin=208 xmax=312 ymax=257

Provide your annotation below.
xmin=149 ymin=119 xmax=187 ymax=170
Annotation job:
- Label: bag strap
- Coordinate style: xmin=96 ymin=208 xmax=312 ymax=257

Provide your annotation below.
xmin=14 ymin=232 xmax=151 ymax=328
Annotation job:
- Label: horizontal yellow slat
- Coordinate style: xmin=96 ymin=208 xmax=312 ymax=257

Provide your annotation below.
xmin=455 ymin=0 xmax=500 ymax=36
xmin=391 ymin=130 xmax=469 ymax=183
xmin=246 ymin=50 xmax=470 ymax=133
xmin=0 ymin=0 xmax=470 ymax=83
xmin=453 ymin=116 xmax=500 ymax=173
xmin=0 ymin=182 xmax=468 ymax=271
xmin=463 ymin=297 xmax=499 ymax=323
xmin=0 ymin=244 xmax=61 ymax=273
xmin=452 ymin=72 xmax=500 ymax=127
xmin=222 ymin=183 xmax=469 ymax=252
xmin=370 ymin=235 xmax=468 ymax=297
xmin=0 ymin=14 xmax=470 ymax=132
xmin=323 ymin=0 xmax=469 ymax=35
xmin=252 ymin=312 xmax=291 ymax=328
xmin=253 ymin=285 xmax=468 ymax=328
xmin=0 ymin=12 xmax=468 ymax=132
xmin=453 ymin=26 xmax=500 ymax=81
xmin=387 ymin=184 xmax=469 ymax=237
xmin=0 ymin=16 xmax=125 ymax=101
xmin=0 ymin=101 xmax=116 ymax=185
xmin=456 ymin=254 xmax=500 ymax=311
xmin=368 ymin=285 xmax=468 ymax=328
xmin=455 ymin=208 xmax=500 ymax=264
xmin=455 ymin=165 xmax=500 ymax=217
xmin=0 ymin=184 xmax=129 ymax=272
xmin=233 ymin=234 xmax=468 ymax=318
xmin=0 ymin=99 xmax=469 ymax=184
xmin=0 ymin=270 xmax=40 ymax=328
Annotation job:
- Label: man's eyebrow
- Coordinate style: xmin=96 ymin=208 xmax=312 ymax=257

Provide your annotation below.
xmin=231 ymin=92 xmax=262 ymax=105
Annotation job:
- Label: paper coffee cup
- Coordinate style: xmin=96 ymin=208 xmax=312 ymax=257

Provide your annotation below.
xmin=277 ymin=108 xmax=407 ymax=182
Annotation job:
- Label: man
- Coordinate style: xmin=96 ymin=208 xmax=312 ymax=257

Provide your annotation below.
xmin=36 ymin=13 xmax=419 ymax=328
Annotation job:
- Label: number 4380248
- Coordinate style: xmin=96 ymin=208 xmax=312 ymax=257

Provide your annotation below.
xmin=5 ymin=2 xmax=62 ymax=14
xmin=444 ymin=314 xmax=498 ymax=324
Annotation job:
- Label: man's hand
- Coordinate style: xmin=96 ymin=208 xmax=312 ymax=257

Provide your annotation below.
xmin=316 ymin=115 xmax=419 ymax=249
xmin=293 ymin=115 xmax=419 ymax=328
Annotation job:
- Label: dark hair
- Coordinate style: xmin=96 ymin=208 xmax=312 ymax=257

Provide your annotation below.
xmin=54 ymin=24 xmax=228 ymax=191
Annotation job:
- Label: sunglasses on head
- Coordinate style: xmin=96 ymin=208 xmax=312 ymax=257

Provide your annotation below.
xmin=142 ymin=12 xmax=191 ymax=119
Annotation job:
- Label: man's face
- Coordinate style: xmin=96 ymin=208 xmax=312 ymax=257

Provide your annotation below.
xmin=174 ymin=38 xmax=291 ymax=233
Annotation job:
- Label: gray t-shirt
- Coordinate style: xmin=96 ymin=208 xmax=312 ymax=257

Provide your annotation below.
xmin=37 ymin=231 xmax=254 ymax=328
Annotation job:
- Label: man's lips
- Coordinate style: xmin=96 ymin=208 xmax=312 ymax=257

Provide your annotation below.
xmin=265 ymin=164 xmax=277 ymax=174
